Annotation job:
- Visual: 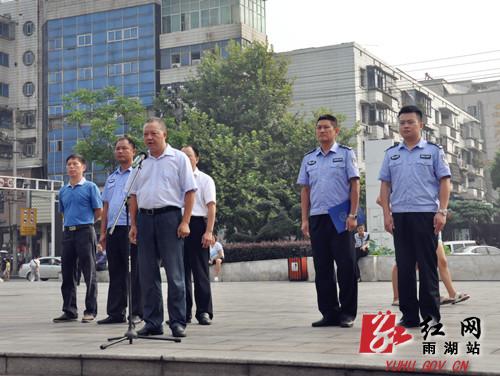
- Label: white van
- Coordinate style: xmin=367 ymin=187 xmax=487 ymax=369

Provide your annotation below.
xmin=443 ymin=240 xmax=477 ymax=254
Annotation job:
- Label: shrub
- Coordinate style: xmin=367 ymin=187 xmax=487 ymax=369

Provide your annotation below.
xmin=223 ymin=240 xmax=311 ymax=263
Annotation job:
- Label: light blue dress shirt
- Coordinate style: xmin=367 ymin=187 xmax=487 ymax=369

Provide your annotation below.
xmin=297 ymin=143 xmax=360 ymax=216
xmin=102 ymin=167 xmax=132 ymax=229
xmin=378 ymin=139 xmax=451 ymax=213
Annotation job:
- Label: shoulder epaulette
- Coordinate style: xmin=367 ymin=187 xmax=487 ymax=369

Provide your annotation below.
xmin=427 ymin=141 xmax=443 ymax=149
xmin=304 ymin=148 xmax=316 ymax=156
xmin=338 ymin=144 xmax=352 ymax=150
xmin=385 ymin=142 xmax=399 ymax=151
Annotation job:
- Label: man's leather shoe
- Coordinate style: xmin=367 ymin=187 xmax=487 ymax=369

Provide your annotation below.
xmin=198 ymin=313 xmax=211 ymax=325
xmin=171 ymin=323 xmax=186 ymax=337
xmin=397 ymin=319 xmax=420 ymax=328
xmin=137 ymin=325 xmax=163 ymax=336
xmin=53 ymin=313 xmax=77 ymax=323
xmin=340 ymin=318 xmax=354 ymax=328
xmin=97 ymin=316 xmax=126 ymax=325
xmin=311 ymin=317 xmax=339 ymax=327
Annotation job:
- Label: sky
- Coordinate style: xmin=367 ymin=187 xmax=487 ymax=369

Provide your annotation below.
xmin=265 ymin=0 xmax=500 ymax=83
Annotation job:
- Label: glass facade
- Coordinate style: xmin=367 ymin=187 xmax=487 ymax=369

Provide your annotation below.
xmin=46 ymin=4 xmax=158 ymax=183
xmin=161 ymin=0 xmax=265 ymax=34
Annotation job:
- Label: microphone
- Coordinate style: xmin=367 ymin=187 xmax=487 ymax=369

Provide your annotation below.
xmin=131 ymin=152 xmax=147 ymax=168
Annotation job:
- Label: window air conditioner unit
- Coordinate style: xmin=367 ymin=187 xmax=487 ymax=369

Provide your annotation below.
xmin=171 ymin=63 xmax=181 ymax=68
xmin=191 ymin=59 xmax=201 ymax=65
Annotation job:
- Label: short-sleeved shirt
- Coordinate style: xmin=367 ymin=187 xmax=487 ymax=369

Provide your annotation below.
xmin=378 ymin=139 xmax=451 ymax=213
xmin=102 ymin=167 xmax=132 ymax=228
xmin=354 ymin=232 xmax=370 ymax=248
xmin=192 ymin=168 xmax=216 ymax=217
xmin=127 ymin=144 xmax=197 ymax=209
xmin=210 ymin=242 xmax=224 ymax=259
xmin=297 ymin=143 xmax=360 ymax=216
xmin=59 ymin=177 xmax=103 ymax=226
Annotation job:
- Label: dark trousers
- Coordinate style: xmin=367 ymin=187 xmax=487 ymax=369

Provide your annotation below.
xmin=61 ymin=226 xmax=98 ymax=317
xmin=105 ymin=226 xmax=142 ymax=319
xmin=355 ymin=247 xmax=368 ymax=280
xmin=309 ymin=214 xmax=357 ymax=320
xmin=184 ymin=217 xmax=213 ymax=321
xmin=393 ymin=212 xmax=440 ymax=323
xmin=137 ymin=209 xmax=186 ymax=330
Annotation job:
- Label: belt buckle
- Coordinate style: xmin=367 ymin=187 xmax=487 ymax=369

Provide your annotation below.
xmin=69 ymin=226 xmax=76 ymax=231
xmin=145 ymin=208 xmax=155 ymax=215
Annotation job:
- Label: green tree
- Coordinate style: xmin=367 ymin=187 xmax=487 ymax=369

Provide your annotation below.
xmin=491 ymin=151 xmax=500 ymax=190
xmin=64 ymin=87 xmax=148 ymax=173
xmin=447 ymin=200 xmax=498 ymax=239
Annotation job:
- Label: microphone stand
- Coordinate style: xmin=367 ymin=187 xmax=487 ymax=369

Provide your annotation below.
xmin=100 ymin=158 xmax=181 ymax=349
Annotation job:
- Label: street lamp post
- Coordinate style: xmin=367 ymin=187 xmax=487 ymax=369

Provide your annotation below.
xmin=11 ymin=108 xmax=18 ymax=273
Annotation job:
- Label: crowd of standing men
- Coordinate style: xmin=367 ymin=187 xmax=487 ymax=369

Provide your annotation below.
xmin=52 ymin=105 xmax=451 ymax=336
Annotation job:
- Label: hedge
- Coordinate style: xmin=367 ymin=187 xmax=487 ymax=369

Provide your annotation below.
xmin=223 ymin=240 xmax=311 ymax=263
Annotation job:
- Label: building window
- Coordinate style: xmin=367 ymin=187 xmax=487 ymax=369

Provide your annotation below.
xmin=108 ymin=62 xmax=138 ymax=76
xmin=359 ymin=68 xmax=366 ymax=88
xmin=48 ymin=118 xmax=63 ymax=130
xmin=77 ymin=33 xmax=92 ymax=47
xmin=171 ymin=53 xmax=180 ymax=67
xmin=23 ymin=82 xmax=35 ymax=97
xmin=123 ymin=61 xmax=138 ymax=74
xmin=22 ymin=50 xmax=35 ymax=66
xmin=22 ymin=142 xmax=35 ymax=157
xmin=48 ymin=71 xmax=62 ymax=84
xmin=0 ymin=52 xmax=8 ymax=67
xmin=0 ymin=21 xmax=14 ymax=40
xmin=23 ymin=21 xmax=35 ymax=36
xmin=49 ymin=140 xmax=63 ymax=152
xmin=108 ymin=63 xmax=122 ymax=76
xmin=77 ymin=67 xmax=93 ymax=80
xmin=107 ymin=29 xmax=122 ymax=42
xmin=20 ymin=111 xmax=36 ymax=128
xmin=48 ymin=38 xmax=63 ymax=50
xmin=48 ymin=105 xmax=63 ymax=117
xmin=123 ymin=27 xmax=138 ymax=40
xmin=0 ymin=82 xmax=9 ymax=97
xmin=467 ymin=105 xmax=478 ymax=117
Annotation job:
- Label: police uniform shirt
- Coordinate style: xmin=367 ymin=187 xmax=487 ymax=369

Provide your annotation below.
xmin=59 ymin=177 xmax=103 ymax=227
xmin=297 ymin=143 xmax=360 ymax=216
xmin=102 ymin=167 xmax=132 ymax=229
xmin=378 ymin=139 xmax=451 ymax=213
xmin=127 ymin=144 xmax=197 ymax=210
xmin=191 ymin=168 xmax=216 ymax=218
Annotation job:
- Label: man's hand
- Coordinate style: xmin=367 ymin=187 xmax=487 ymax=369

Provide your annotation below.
xmin=346 ymin=217 xmax=357 ymax=232
xmin=201 ymin=231 xmax=214 ymax=248
xmin=129 ymin=225 xmax=137 ymax=244
xmin=177 ymin=221 xmax=190 ymax=239
xmin=301 ymin=220 xmax=310 ymax=239
xmin=384 ymin=213 xmax=394 ymax=234
xmin=433 ymin=213 xmax=447 ymax=235
xmin=98 ymin=233 xmax=106 ymax=250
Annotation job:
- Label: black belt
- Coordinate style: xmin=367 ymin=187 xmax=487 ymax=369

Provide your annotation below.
xmin=191 ymin=216 xmax=206 ymax=220
xmin=139 ymin=206 xmax=180 ymax=215
xmin=64 ymin=224 xmax=93 ymax=232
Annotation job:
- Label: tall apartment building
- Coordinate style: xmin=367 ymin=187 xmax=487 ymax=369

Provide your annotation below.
xmin=421 ymin=78 xmax=500 ymax=201
xmin=281 ymin=42 xmax=485 ymax=202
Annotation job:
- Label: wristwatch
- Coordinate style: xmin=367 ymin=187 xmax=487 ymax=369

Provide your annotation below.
xmin=437 ymin=208 xmax=448 ymax=217
xmin=348 ymin=213 xmax=358 ymax=219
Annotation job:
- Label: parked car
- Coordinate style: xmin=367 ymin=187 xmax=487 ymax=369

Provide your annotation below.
xmin=443 ymin=240 xmax=477 ymax=254
xmin=18 ymin=257 xmax=61 ymax=281
xmin=451 ymin=245 xmax=500 ymax=256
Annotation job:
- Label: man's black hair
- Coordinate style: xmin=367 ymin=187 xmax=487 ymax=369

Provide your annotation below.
xmin=317 ymin=114 xmax=338 ymax=125
xmin=185 ymin=145 xmax=200 ymax=158
xmin=398 ymin=105 xmax=423 ymax=121
xmin=66 ymin=153 xmax=86 ymax=165
xmin=116 ymin=135 xmax=136 ymax=149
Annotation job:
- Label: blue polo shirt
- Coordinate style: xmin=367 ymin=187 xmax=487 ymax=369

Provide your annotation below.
xmin=297 ymin=143 xmax=360 ymax=216
xmin=59 ymin=178 xmax=103 ymax=227
xmin=378 ymin=139 xmax=451 ymax=213
xmin=102 ymin=167 xmax=131 ymax=229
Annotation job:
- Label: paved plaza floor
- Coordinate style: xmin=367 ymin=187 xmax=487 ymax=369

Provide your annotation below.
xmin=0 ymin=280 xmax=498 ymax=375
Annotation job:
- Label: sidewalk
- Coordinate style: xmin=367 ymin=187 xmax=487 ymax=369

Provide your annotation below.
xmin=0 ymin=280 xmax=498 ymax=376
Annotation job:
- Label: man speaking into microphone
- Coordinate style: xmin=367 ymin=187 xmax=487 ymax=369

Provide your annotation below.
xmin=97 ymin=136 xmax=143 ymax=325
xmin=128 ymin=117 xmax=197 ymax=338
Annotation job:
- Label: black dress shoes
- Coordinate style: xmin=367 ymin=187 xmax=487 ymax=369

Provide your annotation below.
xmin=397 ymin=319 xmax=420 ymax=328
xmin=53 ymin=313 xmax=78 ymax=323
xmin=198 ymin=313 xmax=211 ymax=325
xmin=340 ymin=318 xmax=355 ymax=328
xmin=97 ymin=316 xmax=126 ymax=325
xmin=171 ymin=323 xmax=186 ymax=337
xmin=311 ymin=317 xmax=340 ymax=327
xmin=137 ymin=325 xmax=164 ymax=336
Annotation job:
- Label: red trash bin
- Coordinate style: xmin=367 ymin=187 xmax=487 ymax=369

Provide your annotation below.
xmin=288 ymin=257 xmax=308 ymax=281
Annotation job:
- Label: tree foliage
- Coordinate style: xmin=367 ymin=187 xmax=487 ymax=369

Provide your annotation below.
xmin=448 ymin=200 xmax=497 ymax=227
xmin=491 ymin=151 xmax=500 ymax=190
xmin=64 ymin=87 xmax=148 ymax=173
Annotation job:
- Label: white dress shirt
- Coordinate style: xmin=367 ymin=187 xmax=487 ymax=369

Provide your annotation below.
xmin=191 ymin=168 xmax=216 ymax=217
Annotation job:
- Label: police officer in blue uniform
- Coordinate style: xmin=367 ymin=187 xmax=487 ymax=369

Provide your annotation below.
xmin=379 ymin=105 xmax=451 ymax=328
xmin=297 ymin=114 xmax=360 ymax=328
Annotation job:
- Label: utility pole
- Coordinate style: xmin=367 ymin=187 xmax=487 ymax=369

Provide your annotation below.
xmin=11 ymin=108 xmax=18 ymax=273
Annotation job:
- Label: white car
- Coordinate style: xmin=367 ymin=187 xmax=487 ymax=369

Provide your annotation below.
xmin=18 ymin=257 xmax=61 ymax=281
xmin=451 ymin=245 xmax=500 ymax=256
